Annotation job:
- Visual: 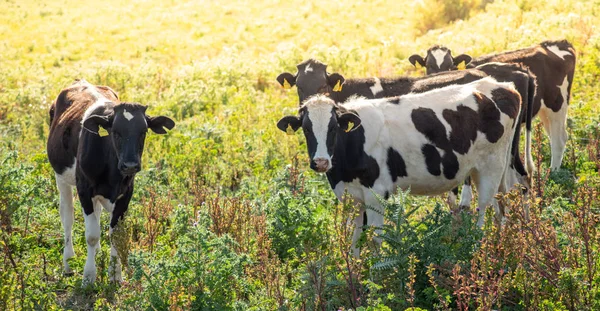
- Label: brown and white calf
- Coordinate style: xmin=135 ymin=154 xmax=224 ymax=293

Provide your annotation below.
xmin=277 ymin=59 xmax=534 ymax=210
xmin=47 ymin=80 xmax=175 ymax=283
xmin=409 ymin=40 xmax=576 ymax=170
xmin=278 ymin=78 xmax=522 ymax=255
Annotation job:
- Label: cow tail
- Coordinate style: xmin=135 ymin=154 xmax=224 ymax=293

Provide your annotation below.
xmin=525 ymin=75 xmax=535 ymax=175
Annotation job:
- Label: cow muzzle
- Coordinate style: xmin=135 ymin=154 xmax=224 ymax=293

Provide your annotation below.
xmin=311 ymin=158 xmax=330 ymax=173
xmin=119 ymin=161 xmax=141 ymax=176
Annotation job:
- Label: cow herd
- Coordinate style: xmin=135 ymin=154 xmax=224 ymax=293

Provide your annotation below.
xmin=46 ymin=40 xmax=576 ymax=283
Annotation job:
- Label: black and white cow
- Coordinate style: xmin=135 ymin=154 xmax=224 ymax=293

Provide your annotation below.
xmin=277 ymin=59 xmax=534 ymax=209
xmin=409 ymin=40 xmax=576 ymax=170
xmin=277 ymin=78 xmax=522 ymax=254
xmin=47 ymin=80 xmax=175 ymax=283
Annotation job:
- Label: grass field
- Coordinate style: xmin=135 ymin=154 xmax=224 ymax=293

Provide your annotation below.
xmin=1 ymin=0 xmax=600 ymax=310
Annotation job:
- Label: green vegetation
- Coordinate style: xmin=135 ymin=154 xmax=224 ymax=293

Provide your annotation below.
xmin=1 ymin=0 xmax=599 ymax=309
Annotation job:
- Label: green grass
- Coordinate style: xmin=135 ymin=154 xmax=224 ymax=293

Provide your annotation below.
xmin=1 ymin=0 xmax=600 ymax=309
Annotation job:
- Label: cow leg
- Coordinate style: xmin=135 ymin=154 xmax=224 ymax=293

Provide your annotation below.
xmin=473 ymin=160 xmax=506 ymax=228
xmin=539 ymin=103 xmax=569 ymax=170
xmin=56 ymin=175 xmax=75 ymax=274
xmin=364 ymin=190 xmax=384 ymax=248
xmin=350 ymin=206 xmax=365 ymax=257
xmin=107 ymin=191 xmax=132 ymax=283
xmin=81 ymin=196 xmax=102 ymax=284
xmin=332 ymin=182 xmax=363 ymax=257
xmin=458 ymin=177 xmax=473 ymax=210
xmin=446 ymin=188 xmax=458 ymax=211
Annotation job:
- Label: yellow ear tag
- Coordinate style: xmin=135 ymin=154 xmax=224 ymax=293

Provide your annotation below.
xmin=283 ymin=79 xmax=292 ymax=89
xmin=286 ymin=124 xmax=295 ymax=135
xmin=98 ymin=127 xmax=109 ymax=137
xmin=333 ymin=80 xmax=342 ymax=92
xmin=457 ymin=61 xmax=466 ymax=70
xmin=345 ymin=121 xmax=354 ymax=133
xmin=415 ymin=62 xmax=423 ymax=69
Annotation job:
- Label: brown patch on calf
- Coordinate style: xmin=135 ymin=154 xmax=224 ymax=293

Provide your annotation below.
xmin=47 ymin=81 xmax=120 ymax=174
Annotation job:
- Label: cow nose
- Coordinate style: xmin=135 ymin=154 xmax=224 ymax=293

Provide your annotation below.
xmin=119 ymin=161 xmax=140 ymax=175
xmin=312 ymin=158 xmax=330 ymax=173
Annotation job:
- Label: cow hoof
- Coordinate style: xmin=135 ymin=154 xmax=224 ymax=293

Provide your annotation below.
xmin=64 ymin=268 xmax=74 ymax=276
xmin=458 ymin=205 xmax=471 ymax=214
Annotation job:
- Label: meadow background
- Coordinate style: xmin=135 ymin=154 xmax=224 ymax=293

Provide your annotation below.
xmin=1 ymin=0 xmax=600 ymax=310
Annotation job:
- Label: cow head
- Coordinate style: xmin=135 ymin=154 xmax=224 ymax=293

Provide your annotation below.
xmin=277 ymin=59 xmax=345 ymax=104
xmin=277 ymin=95 xmax=360 ymax=172
xmin=82 ymin=103 xmax=175 ymax=176
xmin=409 ymin=45 xmax=472 ymax=74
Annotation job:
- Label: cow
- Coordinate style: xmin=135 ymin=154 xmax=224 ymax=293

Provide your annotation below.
xmin=409 ymin=40 xmax=576 ymax=170
xmin=47 ymin=80 xmax=175 ymax=283
xmin=277 ymin=58 xmax=534 ymax=210
xmin=277 ymin=77 xmax=522 ymax=255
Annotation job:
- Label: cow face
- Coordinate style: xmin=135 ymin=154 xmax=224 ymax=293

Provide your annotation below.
xmin=277 ymin=59 xmax=345 ymax=104
xmin=277 ymin=95 xmax=361 ymax=172
xmin=82 ymin=103 xmax=175 ymax=176
xmin=409 ymin=46 xmax=472 ymax=74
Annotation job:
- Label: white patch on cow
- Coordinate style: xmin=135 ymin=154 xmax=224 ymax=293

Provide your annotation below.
xmin=123 ymin=109 xmax=134 ymax=121
xmin=95 ymin=195 xmax=115 ymax=213
xmin=430 ymin=49 xmax=449 ymax=68
xmin=80 ymin=85 xmax=113 ymax=137
xmin=458 ymin=184 xmax=472 ymax=207
xmin=547 ymin=45 xmax=571 ymax=60
xmin=370 ymin=77 xmax=383 ymax=96
xmin=333 ymin=182 xmax=346 ymax=201
xmin=304 ymin=63 xmax=313 ymax=73
xmin=304 ymin=97 xmax=335 ymax=169
xmin=558 ymin=76 xmax=569 ymax=107
xmin=56 ymin=159 xmax=77 ymax=186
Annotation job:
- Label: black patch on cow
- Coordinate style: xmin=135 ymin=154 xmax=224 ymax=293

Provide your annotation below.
xmin=412 ymin=108 xmax=460 ymax=179
xmin=412 ymin=108 xmax=448 ymax=149
xmin=421 ymin=144 xmax=441 ymax=176
xmin=325 ymin=125 xmax=380 ymax=189
xmin=491 ymin=88 xmax=520 ymax=119
xmin=62 ymin=127 xmax=71 ymax=150
xmin=384 ymin=191 xmax=390 ymax=200
xmin=441 ymin=151 xmax=459 ymax=180
xmin=388 ymin=97 xmax=401 ymax=105
xmin=474 ymin=92 xmax=504 ymax=143
xmin=442 ymin=105 xmax=478 ymax=154
xmin=387 ymin=147 xmax=407 ymax=182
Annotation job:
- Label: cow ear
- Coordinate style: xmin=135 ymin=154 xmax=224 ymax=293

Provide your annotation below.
xmin=83 ymin=114 xmax=112 ymax=134
xmin=277 ymin=115 xmax=302 ymax=134
xmin=453 ymin=54 xmax=472 ymax=70
xmin=276 ymin=72 xmax=296 ymax=89
xmin=327 ymin=73 xmax=345 ymax=92
xmin=147 ymin=116 xmax=176 ymax=134
xmin=409 ymin=54 xmax=426 ymax=69
xmin=337 ymin=112 xmax=361 ymax=133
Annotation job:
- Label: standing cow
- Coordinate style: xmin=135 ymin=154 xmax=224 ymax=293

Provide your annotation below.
xmin=277 ymin=78 xmax=522 ymax=255
xmin=409 ymin=40 xmax=576 ymax=170
xmin=277 ymin=58 xmax=534 ymax=209
xmin=47 ymin=80 xmax=175 ymax=283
